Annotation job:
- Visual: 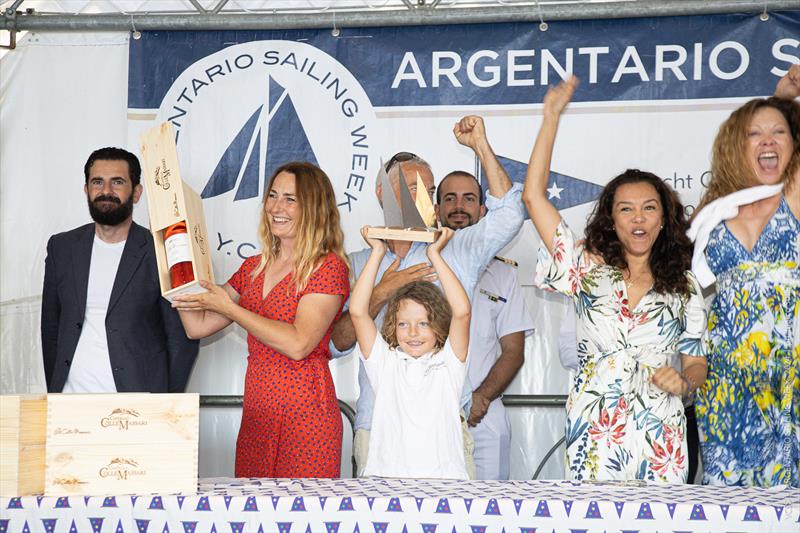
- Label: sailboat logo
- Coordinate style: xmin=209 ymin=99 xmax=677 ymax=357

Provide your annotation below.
xmin=202 ymin=76 xmax=319 ymax=201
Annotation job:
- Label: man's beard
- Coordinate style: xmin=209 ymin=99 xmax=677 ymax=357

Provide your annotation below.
xmin=88 ymin=194 xmax=134 ymax=226
xmin=442 ymin=210 xmax=474 ymax=230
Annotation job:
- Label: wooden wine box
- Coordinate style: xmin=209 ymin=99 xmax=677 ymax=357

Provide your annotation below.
xmin=0 ymin=395 xmax=47 ymax=496
xmin=44 ymin=393 xmax=199 ymax=496
xmin=139 ymin=122 xmax=215 ymax=302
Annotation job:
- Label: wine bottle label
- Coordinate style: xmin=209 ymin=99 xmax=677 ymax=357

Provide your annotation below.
xmin=165 ymin=233 xmax=192 ymax=269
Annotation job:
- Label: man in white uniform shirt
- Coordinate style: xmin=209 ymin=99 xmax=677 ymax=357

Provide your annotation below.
xmin=41 ymin=147 xmax=198 ymax=393
xmin=435 ymin=170 xmax=535 ymax=480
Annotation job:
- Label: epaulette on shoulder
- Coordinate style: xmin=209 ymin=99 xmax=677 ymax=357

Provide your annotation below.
xmin=493 ymin=255 xmax=518 ymax=268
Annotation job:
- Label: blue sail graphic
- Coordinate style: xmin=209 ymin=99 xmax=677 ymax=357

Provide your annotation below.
xmin=477 ymin=155 xmax=603 ymax=212
xmin=262 ymin=76 xmax=318 ymax=182
xmin=202 ymin=76 xmax=318 ymax=201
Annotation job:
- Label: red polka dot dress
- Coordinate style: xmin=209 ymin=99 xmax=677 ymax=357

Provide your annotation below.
xmin=227 ymin=252 xmax=349 ymax=478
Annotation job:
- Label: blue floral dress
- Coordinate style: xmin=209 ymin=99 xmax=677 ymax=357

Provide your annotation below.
xmin=535 ymin=221 xmax=707 ymax=482
xmin=696 ymin=196 xmax=800 ymax=488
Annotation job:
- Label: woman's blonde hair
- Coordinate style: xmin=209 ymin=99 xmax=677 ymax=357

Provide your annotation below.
xmin=695 ymin=97 xmax=800 ymax=214
xmin=252 ymin=162 xmax=348 ymax=295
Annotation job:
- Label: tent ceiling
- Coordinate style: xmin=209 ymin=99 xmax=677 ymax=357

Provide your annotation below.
xmin=2 ymin=0 xmax=797 ymax=31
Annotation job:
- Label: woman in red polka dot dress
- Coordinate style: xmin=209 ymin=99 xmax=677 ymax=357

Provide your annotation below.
xmin=173 ymin=162 xmax=350 ymax=478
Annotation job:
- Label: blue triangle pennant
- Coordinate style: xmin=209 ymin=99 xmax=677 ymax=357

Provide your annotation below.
xmin=277 ymin=523 xmax=293 ymax=533
xmin=228 ymin=523 xmax=245 ymax=533
xmin=482 ymin=156 xmax=603 ymax=213
xmin=0 ymin=520 xmax=10 ymax=533
xmin=470 ymin=527 xmax=488 ymax=533
xmin=774 ymin=506 xmax=784 ymax=521
xmin=181 ymin=522 xmax=197 ymax=533
xmin=41 ymin=519 xmax=57 ymax=533
xmin=21 ymin=522 xmax=30 ymax=533
xmin=463 ymin=498 xmax=473 ymax=513
xmin=69 ymin=520 xmax=79 ymax=533
xmin=667 ymin=502 xmax=677 ymax=518
xmin=386 ymin=497 xmax=402 ymax=512
xmin=584 ymin=501 xmax=602 ymax=519
xmin=319 ymin=496 xmax=328 ymax=511
xmin=614 ymin=501 xmax=625 ymax=517
xmin=513 ymin=499 xmax=523 ymax=515
xmin=563 ymin=500 xmax=573 ymax=517
xmin=244 ymin=496 xmax=259 ymax=512
xmin=291 ymin=497 xmax=306 ymax=512
xmin=55 ymin=497 xmax=71 ymax=509
xmin=416 ymin=497 xmax=425 ymax=511
xmin=195 ymin=496 xmax=211 ymax=511
xmin=176 ymin=496 xmax=186 ymax=510
xmin=535 ymin=500 xmax=551 ymax=517
xmin=116 ymin=520 xmax=125 ymax=533
xmin=689 ymin=504 xmax=707 ymax=521
xmin=209 ymin=525 xmax=217 ymax=533
xmin=637 ymin=503 xmax=654 ymax=520
xmin=325 ymin=522 xmax=340 ymax=533
xmin=720 ymin=505 xmax=729 ymax=519
xmin=36 ymin=496 xmax=45 ymax=508
xmin=339 ymin=497 xmax=354 ymax=511
xmin=224 ymin=496 xmax=234 ymax=510
xmin=436 ymin=498 xmax=452 ymax=514
xmin=102 ymin=497 xmax=117 ymax=508
xmin=743 ymin=506 xmax=761 ymax=521
xmin=367 ymin=497 xmax=376 ymax=510
xmin=89 ymin=517 xmax=104 ymax=533
xmin=484 ymin=498 xmax=501 ymax=515
xmin=136 ymin=519 xmax=150 ymax=533
xmin=421 ymin=525 xmax=437 ymax=533
xmin=372 ymin=523 xmax=388 ymax=533
xmin=149 ymin=496 xmax=164 ymax=510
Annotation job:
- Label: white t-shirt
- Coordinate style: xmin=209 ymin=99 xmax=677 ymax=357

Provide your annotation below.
xmin=62 ymin=235 xmax=125 ymax=393
xmin=357 ymin=334 xmax=468 ymax=480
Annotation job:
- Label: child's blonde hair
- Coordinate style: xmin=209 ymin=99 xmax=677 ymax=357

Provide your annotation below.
xmin=381 ymin=281 xmax=451 ymax=352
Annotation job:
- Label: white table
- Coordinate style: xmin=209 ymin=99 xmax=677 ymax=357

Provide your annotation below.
xmin=2 ymin=477 xmax=798 ymax=532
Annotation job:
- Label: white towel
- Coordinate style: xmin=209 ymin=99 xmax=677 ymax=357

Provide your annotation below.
xmin=688 ymin=183 xmax=784 ymax=288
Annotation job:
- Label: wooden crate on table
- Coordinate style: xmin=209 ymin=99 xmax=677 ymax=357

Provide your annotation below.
xmin=139 ymin=121 xmax=214 ymax=302
xmin=44 ymin=393 xmax=199 ymax=496
xmin=0 ymin=394 xmax=47 ymax=496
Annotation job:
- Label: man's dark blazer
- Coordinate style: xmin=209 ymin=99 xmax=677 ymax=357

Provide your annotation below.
xmin=41 ymin=222 xmax=199 ymax=393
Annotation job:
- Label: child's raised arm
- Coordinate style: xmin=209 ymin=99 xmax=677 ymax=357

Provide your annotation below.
xmin=349 ymin=226 xmax=387 ymax=359
xmin=426 ymin=228 xmax=470 ymax=362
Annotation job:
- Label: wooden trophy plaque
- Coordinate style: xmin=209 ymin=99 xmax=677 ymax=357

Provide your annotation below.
xmin=366 ymin=163 xmax=440 ymax=243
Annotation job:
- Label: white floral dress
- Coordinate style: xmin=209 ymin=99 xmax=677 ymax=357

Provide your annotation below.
xmin=535 ymin=221 xmax=707 ymax=482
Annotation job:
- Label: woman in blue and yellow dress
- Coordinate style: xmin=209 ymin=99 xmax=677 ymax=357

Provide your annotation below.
xmin=691 ymin=76 xmax=800 ymax=487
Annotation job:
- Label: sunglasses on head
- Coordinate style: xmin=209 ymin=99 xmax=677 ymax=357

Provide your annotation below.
xmin=384 ymin=152 xmax=420 ymax=173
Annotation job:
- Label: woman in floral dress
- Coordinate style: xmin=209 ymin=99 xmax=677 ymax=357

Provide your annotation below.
xmin=691 ymin=83 xmax=800 ymax=487
xmin=523 ymin=77 xmax=708 ymax=482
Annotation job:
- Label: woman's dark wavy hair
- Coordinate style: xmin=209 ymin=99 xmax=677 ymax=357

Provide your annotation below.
xmin=584 ymin=169 xmax=693 ymax=297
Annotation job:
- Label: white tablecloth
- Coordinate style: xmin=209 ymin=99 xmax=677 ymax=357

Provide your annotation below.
xmin=2 ymin=477 xmax=798 ymax=532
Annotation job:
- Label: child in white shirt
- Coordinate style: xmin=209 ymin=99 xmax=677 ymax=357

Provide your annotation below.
xmin=350 ymin=226 xmax=471 ymax=479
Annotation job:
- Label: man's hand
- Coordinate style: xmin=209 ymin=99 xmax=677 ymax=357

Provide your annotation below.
xmin=453 ymin=115 xmax=489 ymax=151
xmin=775 ymin=64 xmax=800 ymax=100
xmin=372 ymin=258 xmax=436 ymax=304
xmin=468 ymin=391 xmax=492 ymax=427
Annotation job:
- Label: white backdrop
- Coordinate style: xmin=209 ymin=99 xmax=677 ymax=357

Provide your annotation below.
xmin=0 ymin=30 xmax=780 ymax=480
